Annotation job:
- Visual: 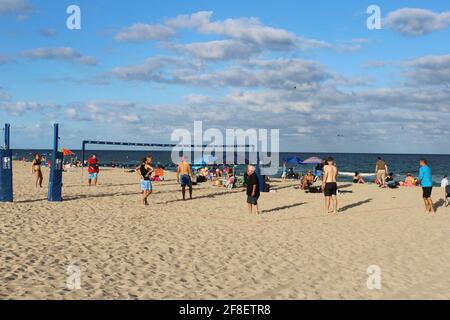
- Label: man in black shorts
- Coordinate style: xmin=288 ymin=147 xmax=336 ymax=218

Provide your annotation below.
xmin=246 ymin=165 xmax=261 ymax=215
xmin=322 ymin=157 xmax=338 ymax=214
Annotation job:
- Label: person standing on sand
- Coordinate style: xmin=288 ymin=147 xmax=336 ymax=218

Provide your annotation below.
xmin=87 ymin=154 xmax=99 ymax=186
xmin=246 ymin=165 xmax=260 ymax=215
xmin=177 ymin=157 xmax=193 ymax=200
xmin=375 ymin=157 xmax=388 ymax=188
xmin=138 ymin=156 xmax=154 ymax=206
xmin=441 ymin=176 xmax=449 ymax=207
xmin=418 ymin=159 xmax=435 ymax=216
xmin=31 ymin=153 xmax=43 ymax=188
xmin=323 ymin=157 xmax=338 ymax=214
xmin=281 ymin=161 xmax=287 ymax=182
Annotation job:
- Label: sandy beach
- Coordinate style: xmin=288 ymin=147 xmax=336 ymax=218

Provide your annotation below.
xmin=1 ymin=161 xmax=449 ymax=300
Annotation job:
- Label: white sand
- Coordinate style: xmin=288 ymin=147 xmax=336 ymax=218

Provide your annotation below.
xmin=1 ymin=161 xmax=449 ymax=299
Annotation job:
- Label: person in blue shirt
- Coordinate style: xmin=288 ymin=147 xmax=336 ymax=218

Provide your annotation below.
xmin=418 ymin=159 xmax=435 ymax=216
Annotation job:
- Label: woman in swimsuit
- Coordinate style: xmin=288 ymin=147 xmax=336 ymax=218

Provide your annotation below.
xmin=353 ymin=172 xmax=365 ymax=184
xmin=31 ymin=153 xmax=43 ymax=188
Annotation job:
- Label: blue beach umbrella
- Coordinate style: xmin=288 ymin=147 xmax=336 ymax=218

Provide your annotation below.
xmin=284 ymin=156 xmax=304 ymax=165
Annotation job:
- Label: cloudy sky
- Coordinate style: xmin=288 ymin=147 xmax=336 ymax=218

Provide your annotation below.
xmin=1 ymin=0 xmax=450 ymax=153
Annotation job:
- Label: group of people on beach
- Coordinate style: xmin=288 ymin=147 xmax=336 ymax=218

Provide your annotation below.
xmin=27 ymin=151 xmax=443 ymax=217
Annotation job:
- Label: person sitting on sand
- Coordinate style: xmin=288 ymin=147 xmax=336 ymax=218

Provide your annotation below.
xmin=353 ymin=172 xmax=365 ymax=184
xmin=403 ymin=174 xmax=416 ymax=187
xmin=138 ymin=156 xmax=154 ymax=206
xmin=386 ymin=173 xmax=399 ymax=189
xmin=246 ymin=165 xmax=260 ymax=215
xmin=177 ymin=157 xmax=193 ymax=201
xmin=301 ymin=171 xmax=315 ymax=190
xmin=31 ymin=153 xmax=43 ymax=188
xmin=225 ymin=174 xmax=236 ymax=189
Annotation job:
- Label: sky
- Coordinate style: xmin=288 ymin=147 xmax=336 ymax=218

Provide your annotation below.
xmin=1 ymin=0 xmax=450 ymax=153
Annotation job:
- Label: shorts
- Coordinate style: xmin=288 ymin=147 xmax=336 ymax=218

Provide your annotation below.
xmin=88 ymin=173 xmax=98 ymax=180
xmin=180 ymin=175 xmax=192 ymax=188
xmin=376 ymin=170 xmax=386 ymax=184
xmin=247 ymin=195 xmax=259 ymax=205
xmin=324 ymin=182 xmax=338 ymax=197
xmin=422 ymin=187 xmax=432 ymax=198
xmin=140 ymin=180 xmax=153 ymax=191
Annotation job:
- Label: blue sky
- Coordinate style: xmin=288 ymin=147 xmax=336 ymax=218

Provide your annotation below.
xmin=1 ymin=0 xmax=450 ymax=153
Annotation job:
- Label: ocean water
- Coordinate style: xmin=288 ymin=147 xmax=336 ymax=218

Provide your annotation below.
xmin=11 ymin=150 xmax=450 ymax=185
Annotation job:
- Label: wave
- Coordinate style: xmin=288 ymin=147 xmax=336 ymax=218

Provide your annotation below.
xmin=339 ymin=172 xmax=375 ymax=177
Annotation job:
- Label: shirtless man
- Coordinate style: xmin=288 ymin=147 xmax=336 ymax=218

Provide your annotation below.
xmin=301 ymin=171 xmax=315 ymax=190
xmin=176 ymin=157 xmax=193 ymax=200
xmin=322 ymin=157 xmax=338 ymax=214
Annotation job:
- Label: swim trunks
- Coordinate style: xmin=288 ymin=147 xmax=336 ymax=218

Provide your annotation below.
xmin=180 ymin=174 xmax=192 ymax=188
xmin=247 ymin=195 xmax=259 ymax=205
xmin=324 ymin=182 xmax=338 ymax=197
xmin=422 ymin=187 xmax=432 ymax=198
xmin=88 ymin=173 xmax=98 ymax=180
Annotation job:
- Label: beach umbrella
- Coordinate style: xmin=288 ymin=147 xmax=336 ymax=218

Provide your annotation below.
xmin=193 ymin=155 xmax=217 ymax=165
xmin=284 ymin=156 xmax=304 ymax=165
xmin=302 ymin=157 xmax=323 ymax=164
xmin=61 ymin=148 xmax=75 ymax=156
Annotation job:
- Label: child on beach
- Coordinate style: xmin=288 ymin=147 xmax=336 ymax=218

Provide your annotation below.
xmin=138 ymin=156 xmax=154 ymax=206
xmin=87 ymin=154 xmax=99 ymax=186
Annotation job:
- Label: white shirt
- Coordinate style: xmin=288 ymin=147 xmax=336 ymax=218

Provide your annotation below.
xmin=441 ymin=178 xmax=449 ymax=188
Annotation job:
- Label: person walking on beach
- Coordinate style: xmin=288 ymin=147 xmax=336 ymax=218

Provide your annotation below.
xmin=177 ymin=157 xmax=193 ymax=200
xmin=31 ymin=153 xmax=43 ymax=188
xmin=418 ymin=159 xmax=435 ymax=216
xmin=246 ymin=165 xmax=260 ymax=215
xmin=323 ymin=157 xmax=338 ymax=214
xmin=375 ymin=157 xmax=388 ymax=188
xmin=138 ymin=156 xmax=154 ymax=206
xmin=87 ymin=154 xmax=99 ymax=186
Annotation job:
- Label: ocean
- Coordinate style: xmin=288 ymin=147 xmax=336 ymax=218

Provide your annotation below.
xmin=11 ymin=150 xmax=450 ymax=185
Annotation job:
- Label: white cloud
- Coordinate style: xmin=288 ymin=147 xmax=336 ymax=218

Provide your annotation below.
xmin=168 ymin=40 xmax=261 ymax=61
xmin=385 ymin=8 xmax=450 ymax=36
xmin=0 ymin=0 xmax=32 ymax=16
xmin=22 ymin=47 xmax=98 ymax=65
xmin=116 ymin=10 xmax=329 ymax=55
xmin=111 ymin=57 xmax=330 ymax=89
xmin=407 ymin=54 xmax=450 ymax=85
xmin=115 ymin=23 xmax=175 ymax=42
